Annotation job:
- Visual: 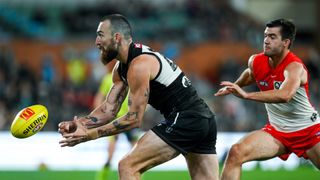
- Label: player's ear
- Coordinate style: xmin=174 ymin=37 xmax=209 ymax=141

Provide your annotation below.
xmin=114 ymin=32 xmax=121 ymax=43
xmin=283 ymin=39 xmax=291 ymax=48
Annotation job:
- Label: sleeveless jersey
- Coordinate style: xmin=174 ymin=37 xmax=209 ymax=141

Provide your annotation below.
xmin=252 ymin=52 xmax=319 ymax=132
xmin=117 ymin=43 xmax=212 ymax=119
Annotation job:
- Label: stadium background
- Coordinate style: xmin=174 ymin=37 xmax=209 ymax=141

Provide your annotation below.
xmin=0 ymin=0 xmax=319 ymax=179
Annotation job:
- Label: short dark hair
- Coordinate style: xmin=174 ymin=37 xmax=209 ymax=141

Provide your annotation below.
xmin=103 ymin=14 xmax=132 ymax=40
xmin=266 ymin=18 xmax=296 ymax=48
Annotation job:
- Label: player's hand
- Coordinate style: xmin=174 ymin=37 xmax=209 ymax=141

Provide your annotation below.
xmin=58 ymin=116 xmax=104 ymax=136
xmin=218 ymin=81 xmax=248 ymax=99
xmin=59 ymin=120 xmax=99 ymax=147
xmin=58 ymin=116 xmax=78 ymax=136
xmin=214 ymin=84 xmax=232 ymax=96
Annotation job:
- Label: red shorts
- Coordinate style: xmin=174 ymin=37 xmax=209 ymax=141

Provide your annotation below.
xmin=262 ymin=123 xmax=320 ymax=160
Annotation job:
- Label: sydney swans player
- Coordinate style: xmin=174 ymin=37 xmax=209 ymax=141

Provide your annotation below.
xmin=215 ymin=19 xmax=320 ymax=180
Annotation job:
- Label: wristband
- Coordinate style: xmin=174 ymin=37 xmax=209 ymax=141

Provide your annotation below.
xmin=88 ymin=129 xmax=99 ymax=140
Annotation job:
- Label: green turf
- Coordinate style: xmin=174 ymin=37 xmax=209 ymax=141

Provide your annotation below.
xmin=241 ymin=167 xmax=319 ymax=180
xmin=0 ymin=167 xmax=318 ymax=180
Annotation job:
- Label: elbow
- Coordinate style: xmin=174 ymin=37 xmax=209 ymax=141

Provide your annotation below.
xmin=135 ymin=119 xmax=143 ymax=129
xmin=279 ymin=93 xmax=294 ymax=103
xmin=127 ymin=116 xmax=141 ymax=129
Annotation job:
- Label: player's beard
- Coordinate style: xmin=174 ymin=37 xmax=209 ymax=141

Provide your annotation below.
xmin=264 ymin=44 xmax=283 ymax=57
xmin=100 ymin=41 xmax=119 ymax=65
xmin=263 ymin=49 xmax=273 ymax=57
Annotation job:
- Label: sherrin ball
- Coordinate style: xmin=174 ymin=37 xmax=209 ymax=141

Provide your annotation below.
xmin=10 ymin=104 xmax=48 ymax=138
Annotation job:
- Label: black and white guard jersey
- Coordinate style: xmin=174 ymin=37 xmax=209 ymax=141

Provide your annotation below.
xmin=117 ymin=43 xmax=212 ymax=118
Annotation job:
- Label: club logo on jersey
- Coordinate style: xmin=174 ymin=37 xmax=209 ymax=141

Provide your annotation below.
xmin=165 ymin=127 xmax=173 ymax=133
xmin=310 ymin=113 xmax=318 ymax=122
xmin=134 ymin=43 xmax=142 ymax=48
xmin=182 ymin=76 xmax=191 ymax=88
xmin=259 ymin=81 xmax=268 ymax=87
xmin=273 ymin=81 xmax=282 ymax=90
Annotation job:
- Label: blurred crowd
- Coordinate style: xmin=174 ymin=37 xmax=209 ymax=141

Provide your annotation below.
xmin=0 ymin=46 xmax=99 ymax=131
xmin=1 ymin=44 xmax=319 ymax=132
xmin=1 ymin=0 xmax=263 ymax=45
xmin=0 ymin=0 xmax=319 ymax=132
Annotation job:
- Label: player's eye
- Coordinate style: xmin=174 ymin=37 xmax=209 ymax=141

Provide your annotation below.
xmin=97 ymin=33 xmax=104 ymax=38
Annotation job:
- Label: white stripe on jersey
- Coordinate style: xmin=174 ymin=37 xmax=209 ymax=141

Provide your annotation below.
xmin=266 ymin=86 xmax=320 ymax=132
xmin=141 ymin=45 xmax=182 ymax=87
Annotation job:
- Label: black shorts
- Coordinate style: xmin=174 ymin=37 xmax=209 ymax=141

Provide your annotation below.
xmin=152 ymin=105 xmax=217 ymax=155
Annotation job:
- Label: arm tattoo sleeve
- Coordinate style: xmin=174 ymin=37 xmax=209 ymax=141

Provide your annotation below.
xmin=126 ymin=112 xmax=138 ymax=121
xmin=85 ymin=116 xmax=98 ymax=123
xmin=101 ymin=85 xmax=128 ymax=115
xmin=112 ymin=120 xmax=130 ymax=130
xmin=111 ymin=111 xmax=138 ymax=130
xmin=97 ymin=128 xmax=112 ymax=137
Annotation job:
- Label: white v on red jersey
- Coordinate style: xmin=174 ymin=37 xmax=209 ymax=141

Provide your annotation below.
xmin=252 ymin=52 xmax=320 ymax=132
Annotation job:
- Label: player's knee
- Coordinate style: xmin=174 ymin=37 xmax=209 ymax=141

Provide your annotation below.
xmin=118 ymin=157 xmax=139 ymax=176
xmin=118 ymin=158 xmax=131 ymax=173
xmin=227 ymin=143 xmax=246 ymax=163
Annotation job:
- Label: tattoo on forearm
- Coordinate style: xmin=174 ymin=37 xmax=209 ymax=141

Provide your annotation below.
xmin=126 ymin=112 xmax=138 ymax=121
xmin=128 ymin=97 xmax=132 ymax=106
xmin=85 ymin=116 xmax=98 ymax=123
xmin=104 ymin=85 xmax=128 ymax=116
xmin=119 ymin=88 xmax=127 ymax=102
xmin=100 ymin=103 xmax=107 ymax=113
xmin=97 ymin=129 xmax=112 ymax=137
xmin=112 ymin=120 xmax=130 ymax=130
xmin=111 ymin=107 xmax=117 ymax=117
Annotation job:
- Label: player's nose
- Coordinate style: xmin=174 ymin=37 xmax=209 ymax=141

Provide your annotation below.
xmin=95 ymin=37 xmax=101 ymax=46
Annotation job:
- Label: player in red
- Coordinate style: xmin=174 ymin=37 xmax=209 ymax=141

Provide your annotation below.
xmin=215 ymin=19 xmax=320 ymax=180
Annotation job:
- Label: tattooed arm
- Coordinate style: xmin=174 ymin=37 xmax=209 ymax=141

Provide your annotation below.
xmin=59 ymin=55 xmax=159 ymax=147
xmin=94 ymin=57 xmax=151 ymax=137
xmin=84 ymin=68 xmax=129 ymax=128
xmin=58 ymin=64 xmax=128 ymax=135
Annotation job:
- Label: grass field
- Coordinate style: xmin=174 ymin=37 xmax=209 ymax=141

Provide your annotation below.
xmin=0 ymin=167 xmax=318 ymax=180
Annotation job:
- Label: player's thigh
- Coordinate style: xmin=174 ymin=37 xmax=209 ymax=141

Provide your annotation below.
xmin=185 ymin=153 xmax=219 ymax=179
xmin=306 ymin=142 xmax=320 ymax=169
xmin=233 ymin=130 xmax=287 ymax=162
xmin=121 ymin=130 xmax=180 ymax=172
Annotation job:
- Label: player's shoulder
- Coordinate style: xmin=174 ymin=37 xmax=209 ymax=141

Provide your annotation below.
xmin=250 ymin=53 xmax=269 ymax=63
xmin=248 ymin=53 xmax=260 ymax=66
xmin=287 ymin=52 xmax=303 ymax=63
xmin=282 ymin=52 xmax=304 ymax=71
xmin=251 ymin=53 xmax=267 ymax=60
xmin=126 ymin=56 xmax=152 ymax=79
xmin=131 ymin=54 xmax=158 ymax=70
xmin=248 ymin=53 xmax=268 ymax=70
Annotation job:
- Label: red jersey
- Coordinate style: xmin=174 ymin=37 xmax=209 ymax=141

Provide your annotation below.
xmin=252 ymin=52 xmax=319 ymax=132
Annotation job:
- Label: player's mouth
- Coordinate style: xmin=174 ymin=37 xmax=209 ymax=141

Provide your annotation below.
xmin=97 ymin=45 xmax=103 ymax=50
xmin=264 ymin=46 xmax=271 ymax=50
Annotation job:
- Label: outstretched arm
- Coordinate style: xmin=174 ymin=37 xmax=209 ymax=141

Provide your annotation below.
xmin=217 ymin=55 xmax=306 ymax=103
xmin=58 ymin=65 xmax=128 ymax=134
xmin=86 ymin=73 xmax=129 ymax=128
xmin=93 ymin=56 xmax=150 ymax=136
xmin=59 ymin=55 xmax=157 ymax=147
xmin=215 ymin=55 xmax=256 ymax=96
xmin=226 ymin=62 xmax=305 ymax=103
